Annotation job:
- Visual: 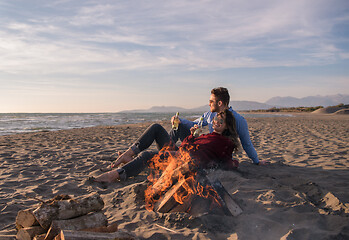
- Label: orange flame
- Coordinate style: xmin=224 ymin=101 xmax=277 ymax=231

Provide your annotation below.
xmin=144 ymin=145 xmax=222 ymax=213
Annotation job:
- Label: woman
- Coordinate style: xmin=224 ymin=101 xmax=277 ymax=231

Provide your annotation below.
xmin=95 ymin=109 xmax=240 ymax=183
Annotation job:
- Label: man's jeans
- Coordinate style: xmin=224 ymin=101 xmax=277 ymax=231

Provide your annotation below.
xmin=122 ymin=123 xmax=178 ymax=178
xmin=169 ymin=122 xmax=191 ymax=143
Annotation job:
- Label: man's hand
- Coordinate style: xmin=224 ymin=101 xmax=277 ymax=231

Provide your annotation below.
xmin=171 ymin=115 xmax=181 ymax=125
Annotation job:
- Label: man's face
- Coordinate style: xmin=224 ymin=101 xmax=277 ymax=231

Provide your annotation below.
xmin=209 ymin=94 xmax=221 ymax=112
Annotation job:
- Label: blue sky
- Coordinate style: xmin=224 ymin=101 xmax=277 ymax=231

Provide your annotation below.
xmin=1 ymin=0 xmax=348 ymax=112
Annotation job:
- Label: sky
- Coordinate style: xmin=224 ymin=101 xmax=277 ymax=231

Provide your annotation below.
xmin=0 ymin=0 xmax=348 ymax=113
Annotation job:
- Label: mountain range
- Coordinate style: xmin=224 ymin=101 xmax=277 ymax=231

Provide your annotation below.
xmin=265 ymin=94 xmax=349 ymax=108
xmin=122 ymin=94 xmax=349 ymax=112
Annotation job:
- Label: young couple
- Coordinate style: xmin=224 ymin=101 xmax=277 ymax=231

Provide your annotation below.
xmin=95 ymin=87 xmax=267 ymax=183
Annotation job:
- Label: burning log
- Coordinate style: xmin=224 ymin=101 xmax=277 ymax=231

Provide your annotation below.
xmin=33 ymin=192 xmax=104 ymax=230
xmin=150 ymin=168 xmax=243 ymax=216
xmin=145 ymin=145 xmax=242 ymax=216
xmin=155 ymin=178 xmax=191 ymax=213
xmin=16 ymin=226 xmax=46 ymax=240
xmin=54 ymin=229 xmax=137 ymax=240
xmin=148 ymin=161 xmax=194 ymax=199
xmin=44 ymin=212 xmax=108 ymax=240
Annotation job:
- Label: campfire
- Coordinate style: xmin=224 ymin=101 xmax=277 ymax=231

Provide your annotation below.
xmin=144 ymin=146 xmax=242 ymax=216
xmin=14 ymin=148 xmax=241 ymax=239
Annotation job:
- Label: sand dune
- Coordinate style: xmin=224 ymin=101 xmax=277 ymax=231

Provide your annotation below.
xmin=333 ymin=109 xmax=349 ymax=115
xmin=312 ymin=106 xmax=348 ymax=114
xmin=0 ymin=115 xmax=348 ymax=239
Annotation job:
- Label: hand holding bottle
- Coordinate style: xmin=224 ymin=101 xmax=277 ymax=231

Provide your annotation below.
xmin=171 ymin=112 xmax=180 ymax=130
xmin=190 ymin=125 xmax=199 ymax=136
xmin=193 ymin=117 xmax=204 ymax=137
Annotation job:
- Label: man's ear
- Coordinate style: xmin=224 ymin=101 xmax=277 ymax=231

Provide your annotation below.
xmin=218 ymin=100 xmax=223 ymax=107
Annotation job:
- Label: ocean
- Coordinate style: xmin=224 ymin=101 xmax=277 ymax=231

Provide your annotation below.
xmin=0 ymin=112 xmax=292 ymax=136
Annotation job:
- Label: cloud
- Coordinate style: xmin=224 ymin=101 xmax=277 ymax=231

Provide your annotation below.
xmin=0 ymin=0 xmax=348 ymax=76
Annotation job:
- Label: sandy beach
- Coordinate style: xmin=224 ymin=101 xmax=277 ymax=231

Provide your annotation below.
xmin=0 ymin=114 xmax=348 ymax=240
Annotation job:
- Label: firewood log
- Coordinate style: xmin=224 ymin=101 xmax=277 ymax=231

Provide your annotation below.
xmin=55 ymin=229 xmax=137 ymax=240
xmin=153 ymin=171 xmax=243 ymax=216
xmin=150 ymin=161 xmax=193 ymax=198
xmin=16 ymin=208 xmax=39 ymax=229
xmin=81 ymin=222 xmax=118 ymax=233
xmin=34 ymin=234 xmax=46 ymax=240
xmin=33 ymin=193 xmax=104 ymax=230
xmin=154 ymin=178 xmax=189 ymax=213
xmin=16 ymin=226 xmax=45 ymax=240
xmin=210 ymin=179 xmax=243 ymax=216
xmin=44 ymin=212 xmax=108 ymax=240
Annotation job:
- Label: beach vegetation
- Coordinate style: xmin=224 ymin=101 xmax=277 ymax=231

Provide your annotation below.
xmin=248 ymin=103 xmax=348 ymax=113
xmin=250 ymin=106 xmax=324 ymax=113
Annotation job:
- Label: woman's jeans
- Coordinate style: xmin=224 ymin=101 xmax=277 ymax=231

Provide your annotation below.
xmin=121 ymin=123 xmax=178 ymax=178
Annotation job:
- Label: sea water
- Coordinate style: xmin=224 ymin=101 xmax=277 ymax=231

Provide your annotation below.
xmin=0 ymin=112 xmax=292 ymax=136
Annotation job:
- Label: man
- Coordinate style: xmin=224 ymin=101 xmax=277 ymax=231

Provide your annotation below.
xmin=170 ymin=87 xmax=267 ymax=165
xmin=95 ymin=87 xmax=264 ymax=183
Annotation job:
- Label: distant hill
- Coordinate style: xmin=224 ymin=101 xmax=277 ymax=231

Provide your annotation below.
xmin=120 ymin=106 xmax=189 ymax=113
xmin=147 ymin=106 xmax=189 ymax=113
xmin=190 ymin=101 xmax=274 ymax=112
xmin=265 ymin=94 xmax=349 ymax=107
xmin=120 ymin=94 xmax=349 ymax=113
xmin=121 ymin=101 xmax=275 ymax=113
xmin=231 ymin=101 xmax=274 ymax=111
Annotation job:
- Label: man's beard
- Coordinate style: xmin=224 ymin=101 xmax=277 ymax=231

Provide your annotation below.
xmin=210 ymin=105 xmax=219 ymax=112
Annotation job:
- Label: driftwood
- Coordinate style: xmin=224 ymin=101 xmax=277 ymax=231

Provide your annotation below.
xmin=44 ymin=212 xmax=108 ymax=240
xmin=16 ymin=226 xmax=45 ymax=240
xmin=16 ymin=208 xmax=39 ymax=229
xmin=34 ymin=234 xmax=46 ymax=240
xmin=54 ymin=229 xmax=137 ymax=240
xmin=33 ymin=193 xmax=104 ymax=230
xmin=82 ymin=222 xmax=118 ymax=233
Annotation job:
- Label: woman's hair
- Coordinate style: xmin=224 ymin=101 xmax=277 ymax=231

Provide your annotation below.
xmin=218 ymin=109 xmax=241 ymax=152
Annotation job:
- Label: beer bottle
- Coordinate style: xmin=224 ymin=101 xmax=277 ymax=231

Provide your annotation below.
xmin=193 ymin=117 xmax=204 ymax=137
xmin=172 ymin=112 xmax=180 ymax=130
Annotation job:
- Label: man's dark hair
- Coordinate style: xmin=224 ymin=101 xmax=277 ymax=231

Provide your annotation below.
xmin=211 ymin=87 xmax=230 ymax=107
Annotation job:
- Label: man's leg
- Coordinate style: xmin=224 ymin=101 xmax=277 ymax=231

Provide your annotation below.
xmin=121 ymin=150 xmax=157 ymax=179
xmin=95 ymin=150 xmax=157 ymax=183
xmin=131 ymin=123 xmax=174 ymax=153
xmin=112 ymin=123 xmax=174 ymax=168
